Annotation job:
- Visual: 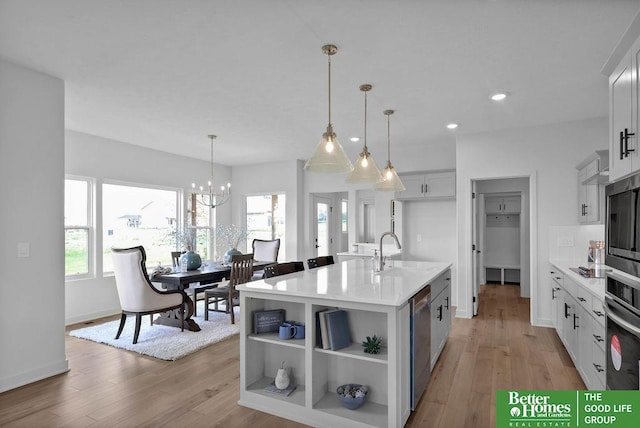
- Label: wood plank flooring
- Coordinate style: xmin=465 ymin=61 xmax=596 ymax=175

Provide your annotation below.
xmin=0 ymin=283 xmax=584 ymax=427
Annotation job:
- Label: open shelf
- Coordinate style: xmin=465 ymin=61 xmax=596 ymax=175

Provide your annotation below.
xmin=246 ymin=376 xmax=306 ymax=407
xmin=248 ymin=333 xmax=306 ymax=349
xmin=313 ymin=392 xmax=388 ymax=428
xmin=314 ymin=343 xmax=388 ymax=364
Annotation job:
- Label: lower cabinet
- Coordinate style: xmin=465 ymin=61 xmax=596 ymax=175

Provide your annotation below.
xmin=549 ymin=264 xmax=606 ymax=390
xmin=431 ymin=273 xmax=451 ymax=369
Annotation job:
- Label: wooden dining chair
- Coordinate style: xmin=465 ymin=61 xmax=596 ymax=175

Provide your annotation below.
xmin=307 ymin=255 xmax=335 ymax=269
xmin=204 ymin=253 xmax=253 ymax=324
xmin=263 ymin=261 xmax=305 ymax=278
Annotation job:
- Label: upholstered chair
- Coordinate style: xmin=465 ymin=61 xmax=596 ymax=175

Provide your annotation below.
xmin=111 ymin=246 xmax=189 ymax=344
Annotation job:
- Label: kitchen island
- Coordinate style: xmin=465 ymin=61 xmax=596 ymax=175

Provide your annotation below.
xmin=236 ymin=259 xmax=452 ymax=428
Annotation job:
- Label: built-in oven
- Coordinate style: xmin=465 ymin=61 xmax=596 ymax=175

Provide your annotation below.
xmin=605 ymin=171 xmax=640 ymax=277
xmin=605 ymin=271 xmax=640 ymax=390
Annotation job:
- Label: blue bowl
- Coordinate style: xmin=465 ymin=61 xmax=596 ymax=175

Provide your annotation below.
xmin=336 ymin=384 xmax=368 ymax=410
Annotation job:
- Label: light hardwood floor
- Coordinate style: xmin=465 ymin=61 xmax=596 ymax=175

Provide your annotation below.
xmin=0 ymin=283 xmax=583 ymax=427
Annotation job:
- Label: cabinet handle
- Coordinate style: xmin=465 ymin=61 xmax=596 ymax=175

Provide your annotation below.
xmin=625 ymin=128 xmax=635 ymax=157
xmin=593 ymin=310 xmax=604 ymax=317
xmin=425 ymin=183 xmax=428 ymax=193
xmin=444 ymin=297 xmax=449 ymax=310
xmin=552 ymin=288 xmax=556 ymax=300
xmin=556 ymin=277 xmax=562 ymax=281
xmin=573 ymin=313 xmax=579 ymax=330
xmin=620 ymin=130 xmax=625 ymax=160
xmin=593 ymin=363 xmax=604 ymax=373
xmin=564 ymin=302 xmax=570 ymax=319
xmin=421 ymin=184 xmax=424 ymax=193
xmin=593 ymin=334 xmax=604 ymax=343
xmin=437 ymin=305 xmax=443 ymax=321
xmin=578 ymin=297 xmax=587 ymax=302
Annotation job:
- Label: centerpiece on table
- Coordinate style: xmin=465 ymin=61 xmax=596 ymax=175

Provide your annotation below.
xmin=215 ymin=224 xmax=249 ymax=264
xmin=172 ymin=227 xmax=202 ymax=270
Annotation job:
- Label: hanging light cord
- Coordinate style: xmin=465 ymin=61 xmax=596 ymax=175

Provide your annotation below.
xmin=327 ymin=53 xmax=332 ymax=127
xmin=363 ymin=90 xmax=368 ymax=152
xmin=387 ymin=113 xmax=391 ymax=162
xmin=209 ymin=136 xmax=215 ymax=184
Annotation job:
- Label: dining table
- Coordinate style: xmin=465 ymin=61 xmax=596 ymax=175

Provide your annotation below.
xmin=151 ymin=260 xmax=271 ymax=331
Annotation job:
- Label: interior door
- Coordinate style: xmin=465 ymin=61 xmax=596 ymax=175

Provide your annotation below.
xmin=314 ymin=196 xmax=332 ymax=257
xmin=472 ymin=182 xmax=480 ymax=316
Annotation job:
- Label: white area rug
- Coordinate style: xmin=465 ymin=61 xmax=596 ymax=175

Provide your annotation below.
xmin=69 ymin=303 xmax=239 ymax=361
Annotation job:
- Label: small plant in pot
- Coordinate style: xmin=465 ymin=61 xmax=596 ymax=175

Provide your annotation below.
xmin=361 ymin=335 xmax=382 ymax=354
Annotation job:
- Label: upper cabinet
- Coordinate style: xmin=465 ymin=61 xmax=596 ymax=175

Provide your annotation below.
xmin=485 ymin=195 xmax=520 ymax=214
xmin=394 ymin=170 xmax=456 ymax=200
xmin=576 ymin=150 xmax=608 ymax=224
xmin=605 ymin=13 xmax=640 ymax=182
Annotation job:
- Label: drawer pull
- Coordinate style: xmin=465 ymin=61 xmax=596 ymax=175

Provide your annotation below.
xmin=593 ymin=363 xmax=604 ymax=373
xmin=593 ymin=310 xmax=604 ymax=317
xmin=578 ymin=297 xmax=587 ymax=302
xmin=593 ymin=334 xmax=604 ymax=343
xmin=556 ymin=277 xmax=562 ymax=280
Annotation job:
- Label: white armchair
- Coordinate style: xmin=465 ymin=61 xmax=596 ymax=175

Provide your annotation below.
xmin=251 ymin=238 xmax=281 ymax=280
xmin=111 ymin=246 xmax=189 ymax=344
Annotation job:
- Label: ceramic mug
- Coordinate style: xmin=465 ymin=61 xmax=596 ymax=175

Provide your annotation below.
xmin=278 ymin=322 xmax=296 ymax=340
xmin=293 ymin=322 xmax=305 ymax=339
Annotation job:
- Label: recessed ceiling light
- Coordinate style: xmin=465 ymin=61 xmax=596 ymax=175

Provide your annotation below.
xmin=446 ymin=123 xmax=458 ymax=130
xmin=491 ymin=93 xmax=507 ymax=101
xmin=350 ymin=137 xmax=360 ymax=142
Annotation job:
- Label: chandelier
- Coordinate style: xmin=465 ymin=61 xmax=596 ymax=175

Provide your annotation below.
xmin=191 ymin=134 xmax=230 ymax=209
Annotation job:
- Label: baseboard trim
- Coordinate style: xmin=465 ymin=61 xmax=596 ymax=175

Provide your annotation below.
xmin=66 ymin=308 xmax=120 ymax=326
xmin=454 ymin=309 xmax=472 ymax=319
xmin=0 ymin=359 xmax=69 ymax=393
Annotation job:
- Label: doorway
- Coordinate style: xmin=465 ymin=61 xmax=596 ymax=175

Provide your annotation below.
xmin=471 ymin=177 xmax=531 ymax=317
xmin=313 ymin=195 xmax=332 ymax=258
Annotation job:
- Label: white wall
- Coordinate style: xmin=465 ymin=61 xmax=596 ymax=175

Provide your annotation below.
xmin=456 ymin=117 xmax=608 ymax=323
xmin=65 ymin=130 xmax=230 ymax=324
xmin=0 ymin=59 xmax=68 ymax=392
xmin=230 ymin=160 xmax=305 ymax=261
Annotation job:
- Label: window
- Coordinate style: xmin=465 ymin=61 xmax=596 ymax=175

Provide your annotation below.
xmin=102 ymin=183 xmax=179 ymax=272
xmin=65 ymin=178 xmax=92 ymax=277
xmin=341 ymin=199 xmax=348 ymax=233
xmin=187 ymin=193 xmax=214 ymax=261
xmin=246 ymin=194 xmax=286 ymax=260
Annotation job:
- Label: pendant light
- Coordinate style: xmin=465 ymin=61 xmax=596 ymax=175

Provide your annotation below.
xmin=375 ymin=110 xmax=406 ymax=191
xmin=346 ymin=84 xmax=382 ymax=183
xmin=304 ymin=44 xmax=354 ymax=173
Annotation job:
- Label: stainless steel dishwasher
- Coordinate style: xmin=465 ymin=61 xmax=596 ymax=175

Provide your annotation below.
xmin=410 ymin=284 xmax=431 ymax=410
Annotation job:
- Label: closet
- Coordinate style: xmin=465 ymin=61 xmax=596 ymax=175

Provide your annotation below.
xmin=484 ymin=193 xmax=521 ymax=284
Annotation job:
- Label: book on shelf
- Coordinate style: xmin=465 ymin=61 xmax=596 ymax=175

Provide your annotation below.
xmin=315 ymin=309 xmax=328 ymax=348
xmin=264 ymin=382 xmax=297 ymax=396
xmin=318 ymin=310 xmax=330 ymax=349
xmin=324 ymin=309 xmax=351 ymax=351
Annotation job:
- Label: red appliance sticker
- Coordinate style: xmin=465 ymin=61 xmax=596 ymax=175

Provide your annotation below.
xmin=611 ymin=334 xmax=622 ymax=371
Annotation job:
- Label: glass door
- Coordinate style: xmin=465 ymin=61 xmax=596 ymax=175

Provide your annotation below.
xmin=314 ymin=196 xmax=332 ymax=257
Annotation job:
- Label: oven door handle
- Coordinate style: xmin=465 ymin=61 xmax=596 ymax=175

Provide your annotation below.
xmin=605 ymin=296 xmax=640 ymax=337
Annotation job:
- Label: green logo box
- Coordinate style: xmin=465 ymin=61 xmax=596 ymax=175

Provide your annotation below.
xmin=496 ymin=390 xmax=640 ymax=427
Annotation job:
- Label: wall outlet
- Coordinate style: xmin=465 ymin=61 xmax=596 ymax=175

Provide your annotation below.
xmin=416 ymin=234 xmax=422 ymax=243
xmin=557 ymin=236 xmax=574 ymax=247
xmin=17 ymin=242 xmax=30 ymax=257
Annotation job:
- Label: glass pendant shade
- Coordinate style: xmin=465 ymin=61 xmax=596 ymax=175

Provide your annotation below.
xmin=304 ymin=44 xmax=354 ymax=174
xmin=346 ymin=83 xmax=382 ymax=183
xmin=305 ymin=125 xmax=353 ymax=173
xmin=375 ymin=161 xmax=406 ymax=191
xmin=375 ymin=109 xmax=406 ymax=191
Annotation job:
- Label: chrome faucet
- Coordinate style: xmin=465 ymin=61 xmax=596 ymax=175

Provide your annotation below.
xmin=376 ymin=231 xmax=402 ymax=271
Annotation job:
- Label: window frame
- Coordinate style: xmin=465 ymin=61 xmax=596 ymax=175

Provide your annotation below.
xmin=64 ymin=175 xmax=94 ymax=280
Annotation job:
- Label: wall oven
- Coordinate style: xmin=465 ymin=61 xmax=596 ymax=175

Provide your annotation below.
xmin=606 ymin=171 xmax=640 ymax=277
xmin=605 ymin=271 xmax=640 ymax=390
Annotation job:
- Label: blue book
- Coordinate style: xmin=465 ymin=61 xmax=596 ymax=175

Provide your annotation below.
xmin=325 ymin=309 xmax=351 ymax=351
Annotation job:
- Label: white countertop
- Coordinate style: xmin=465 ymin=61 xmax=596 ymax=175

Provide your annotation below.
xmin=237 ymin=259 xmax=452 ymax=307
xmin=336 ymin=249 xmax=402 ymax=258
xmin=549 ymin=259 xmax=606 ymax=301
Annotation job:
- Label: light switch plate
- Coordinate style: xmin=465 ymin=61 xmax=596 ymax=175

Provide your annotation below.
xmin=416 ymin=234 xmax=422 ymax=242
xmin=17 ymin=242 xmax=30 ymax=257
xmin=557 ymin=236 xmax=574 ymax=247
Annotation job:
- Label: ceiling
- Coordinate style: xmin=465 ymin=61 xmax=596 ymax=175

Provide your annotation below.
xmin=1 ymin=0 xmax=639 ymax=166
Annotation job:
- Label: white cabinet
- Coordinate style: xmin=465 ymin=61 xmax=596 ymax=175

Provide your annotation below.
xmin=430 ymin=272 xmax=451 ymax=369
xmin=485 ymin=196 xmax=520 ymax=214
xmin=608 ymin=34 xmax=640 ymax=181
xmin=576 ymin=151 xmax=608 ymax=224
xmin=549 ymin=264 xmax=606 ymax=390
xmin=395 ymin=170 xmax=455 ymax=200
